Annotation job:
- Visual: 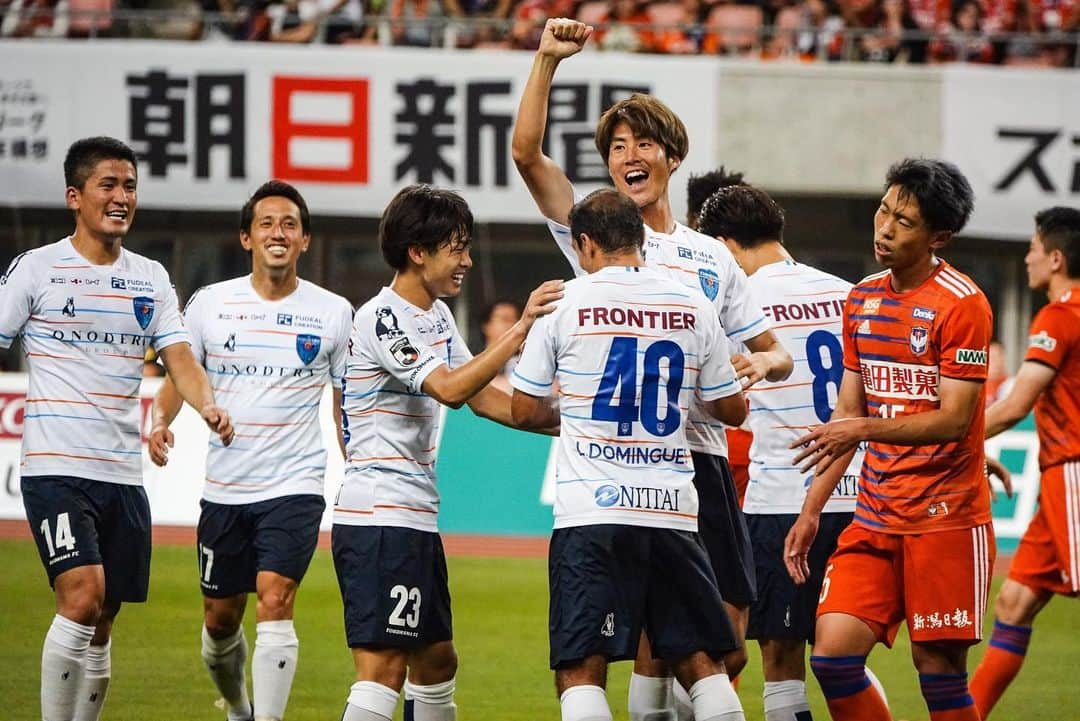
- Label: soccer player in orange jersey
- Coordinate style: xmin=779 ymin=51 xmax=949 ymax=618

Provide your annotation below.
xmin=969 ymin=206 xmax=1080 ymax=719
xmin=784 ymin=158 xmax=994 ymax=721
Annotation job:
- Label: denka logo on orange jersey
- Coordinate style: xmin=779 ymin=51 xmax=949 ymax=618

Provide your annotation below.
xmin=860 ymin=360 xmax=939 ymax=401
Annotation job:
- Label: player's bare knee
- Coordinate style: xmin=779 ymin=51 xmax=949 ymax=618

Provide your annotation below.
xmin=203 ymin=596 xmax=245 ymax=638
xmin=911 ymin=641 xmax=967 ymax=675
xmin=723 ymin=645 xmax=747 ymax=678
xmin=760 ymin=639 xmax=806 ymax=681
xmin=555 ymin=656 xmax=607 ymax=696
xmin=993 ymin=580 xmax=1047 ymax=626
xmin=408 ymin=641 xmax=458 ymax=684
xmin=55 ymin=570 xmax=106 ymax=626
xmin=670 ymin=650 xmax=723 ymax=690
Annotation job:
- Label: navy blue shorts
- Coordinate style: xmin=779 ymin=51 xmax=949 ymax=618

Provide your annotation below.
xmin=693 ymin=451 xmax=757 ymax=607
xmin=197 ymin=494 xmax=324 ymax=598
xmin=21 ymin=475 xmax=151 ymax=603
xmin=331 ymin=525 xmax=453 ymax=649
xmin=746 ymin=512 xmax=854 ymax=643
xmin=548 ymin=524 xmax=738 ymax=670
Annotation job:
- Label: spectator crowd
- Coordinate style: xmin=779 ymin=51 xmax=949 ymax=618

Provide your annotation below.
xmin=1 ymin=0 xmax=1077 ymax=65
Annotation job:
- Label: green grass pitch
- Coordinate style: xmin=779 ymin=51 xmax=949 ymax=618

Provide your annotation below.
xmin=1 ymin=539 xmax=1077 ymax=720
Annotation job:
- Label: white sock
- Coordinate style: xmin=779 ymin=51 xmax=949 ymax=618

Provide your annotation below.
xmin=689 ymin=674 xmax=745 ymax=721
xmin=865 ymin=666 xmax=889 ymax=707
xmin=252 ymin=620 xmax=299 ymax=721
xmin=404 ymin=677 xmax=457 ymax=720
xmin=201 ymin=625 xmax=251 ymax=721
xmin=560 ymin=684 xmax=613 ymax=721
xmin=628 ymin=673 xmax=675 ymax=721
xmin=42 ymin=614 xmax=95 ymax=721
xmin=672 ymin=680 xmax=694 ymax=721
xmin=73 ymin=640 xmax=111 ymax=721
xmin=762 ymin=680 xmax=811 ymax=721
xmin=342 ymin=681 xmax=399 ymax=721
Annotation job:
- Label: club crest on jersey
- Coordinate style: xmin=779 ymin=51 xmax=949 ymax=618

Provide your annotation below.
xmin=296 ymin=334 xmax=321 ymax=365
xmin=909 ymin=326 xmax=929 ymax=355
xmin=698 ymin=268 xmax=719 ymax=301
xmin=375 ymin=306 xmax=403 ymax=340
xmin=133 ymin=296 xmax=154 ymax=330
xmin=390 ymin=337 xmax=420 ymax=366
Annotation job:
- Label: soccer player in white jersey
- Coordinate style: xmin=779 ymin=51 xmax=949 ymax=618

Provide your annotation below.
xmin=510 ymin=189 xmax=749 ymax=721
xmin=147 ymin=180 xmax=353 ymax=721
xmin=0 ymin=136 xmax=233 ymax=721
xmin=334 ymin=184 xmax=563 ymax=721
xmin=699 ymin=185 xmax=868 ymax=721
xmin=512 ymin=18 xmax=793 ymax=720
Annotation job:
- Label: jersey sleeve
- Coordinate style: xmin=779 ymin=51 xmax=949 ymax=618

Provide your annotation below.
xmin=329 ymin=299 xmax=354 ymax=384
xmin=1025 ymin=303 xmax=1072 ymax=370
xmin=695 ymin=303 xmax=741 ymax=401
xmin=0 ymin=250 xmax=37 ymax=349
xmin=180 ymin=286 xmax=210 ymax=364
xmin=937 ymin=293 xmax=992 ymax=381
xmin=546 ymin=218 xmax=586 ymax=279
xmin=510 ymin=314 xmax=557 ymax=397
xmin=447 ymin=317 xmax=474 ymax=370
xmin=150 ymin=264 xmax=190 ymax=353
xmin=361 ymin=307 xmax=445 ymax=394
xmin=717 ymin=252 xmax=770 ymax=343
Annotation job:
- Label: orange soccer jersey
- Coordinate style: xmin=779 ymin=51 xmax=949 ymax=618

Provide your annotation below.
xmin=843 ymin=262 xmax=993 ymax=534
xmin=1025 ymin=290 xmax=1080 ymax=471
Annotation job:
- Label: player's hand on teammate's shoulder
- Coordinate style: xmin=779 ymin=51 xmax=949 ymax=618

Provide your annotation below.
xmin=783 ymin=512 xmax=819 ymax=585
xmin=539 ymin=18 xmax=593 ymax=59
xmin=519 ymin=279 xmax=565 ymax=329
xmin=200 ymin=404 xmax=236 ymax=447
xmin=147 ymin=424 xmax=175 ymax=467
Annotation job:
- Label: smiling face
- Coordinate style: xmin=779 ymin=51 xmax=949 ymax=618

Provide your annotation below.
xmin=240 ymin=195 xmax=310 ymax=274
xmin=873 ymin=184 xmax=946 ymax=274
xmin=66 ymin=158 xmax=138 ymax=242
xmin=606 ymin=121 xmax=679 ymax=214
xmin=414 ymin=232 xmax=473 ymax=299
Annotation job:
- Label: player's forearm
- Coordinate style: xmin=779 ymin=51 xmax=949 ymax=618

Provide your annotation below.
xmin=985 ymin=398 xmax=1027 ymax=439
xmin=431 ymin=327 xmax=526 ymax=407
xmin=800 ymin=447 xmax=857 ymax=517
xmin=855 ymin=408 xmax=976 ymax=446
xmin=759 ymin=344 xmax=793 ymax=382
xmin=151 ymin=375 xmax=184 ymax=430
xmin=161 ymin=346 xmax=216 ymax=411
xmin=511 ymin=54 xmax=560 ymax=167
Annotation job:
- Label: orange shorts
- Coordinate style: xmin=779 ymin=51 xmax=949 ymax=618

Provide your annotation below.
xmin=817 ymin=521 xmax=995 ymax=646
xmin=1008 ymin=462 xmax=1080 ymax=596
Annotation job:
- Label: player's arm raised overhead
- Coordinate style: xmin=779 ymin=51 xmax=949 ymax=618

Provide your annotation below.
xmin=511 ymin=18 xmax=593 ymax=225
xmin=422 ymin=279 xmax=564 ymax=408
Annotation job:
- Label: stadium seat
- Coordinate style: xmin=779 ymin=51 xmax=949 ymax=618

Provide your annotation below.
xmin=703 ymin=4 xmax=763 ymax=56
xmin=576 ymin=0 xmax=609 ymax=27
xmin=67 ymin=0 xmax=113 ymax=35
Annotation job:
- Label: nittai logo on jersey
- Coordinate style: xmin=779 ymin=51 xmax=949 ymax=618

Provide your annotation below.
xmin=593 ymin=483 xmax=681 ymax=512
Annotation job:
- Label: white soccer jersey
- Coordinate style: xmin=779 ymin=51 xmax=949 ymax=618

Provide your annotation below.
xmin=512 ymin=265 xmax=741 ymax=532
xmin=740 ymin=261 xmax=862 ymax=515
xmin=184 ymin=276 xmax=353 ymax=504
xmin=0 ymin=237 xmax=188 ymax=485
xmin=547 ymin=217 xmax=768 ymax=457
xmin=335 ymin=286 xmax=472 ymax=532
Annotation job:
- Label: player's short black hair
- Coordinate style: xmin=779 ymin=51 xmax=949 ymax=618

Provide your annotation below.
xmin=1035 ymin=206 xmax=1080 ymax=278
xmin=380 ymin=184 xmax=473 ymax=271
xmin=63 ymin=136 xmax=138 ymax=190
xmin=884 ymin=158 xmax=974 ymax=234
xmin=240 ymin=180 xmax=311 ymax=235
xmin=698 ymin=185 xmax=785 ymax=249
xmin=569 ymin=189 xmax=644 ymax=255
xmin=686 ymin=166 xmax=746 ymax=230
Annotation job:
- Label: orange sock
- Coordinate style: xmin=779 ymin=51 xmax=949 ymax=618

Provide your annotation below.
xmin=810 ymin=655 xmax=892 ymax=721
xmin=970 ymin=620 xmax=1032 ymax=718
xmin=920 ymin=673 xmax=978 ymax=721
